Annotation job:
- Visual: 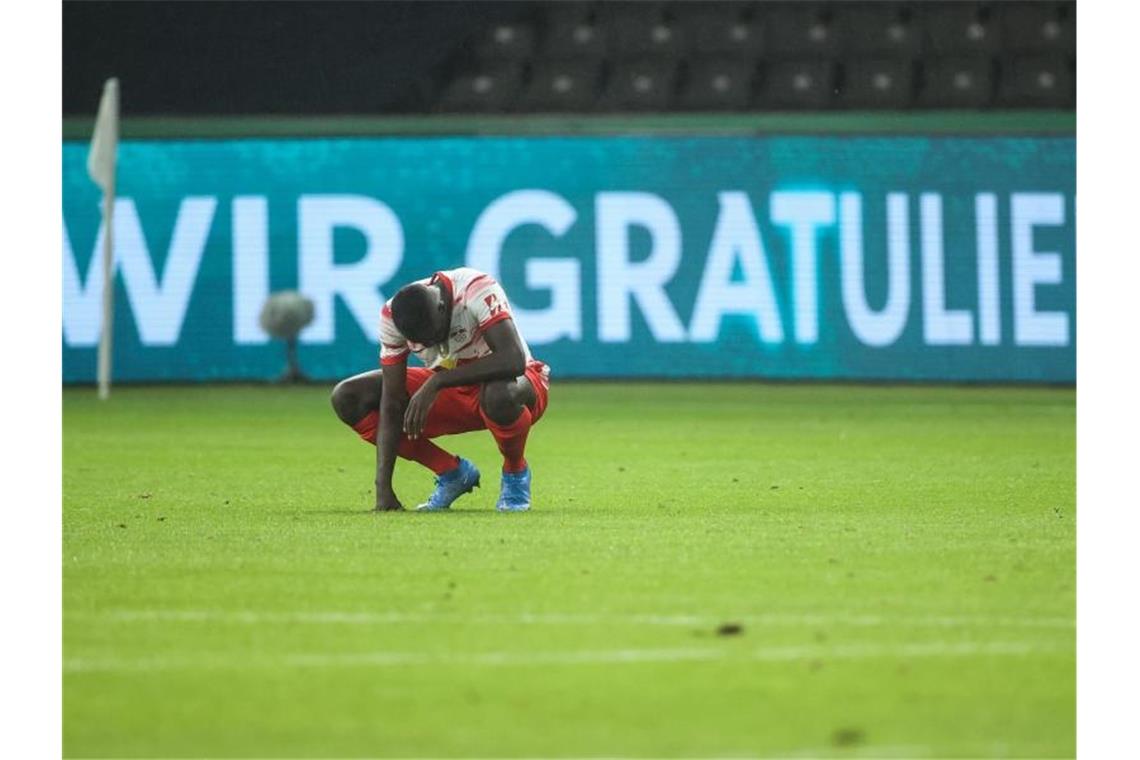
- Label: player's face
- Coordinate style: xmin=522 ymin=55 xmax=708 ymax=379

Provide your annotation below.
xmin=411 ymin=286 xmax=450 ymax=347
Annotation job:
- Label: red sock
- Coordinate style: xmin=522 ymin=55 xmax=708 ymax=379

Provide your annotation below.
xmin=399 ymin=439 xmax=460 ymax=475
xmin=482 ymin=405 xmax=532 ymax=473
xmin=350 ymin=411 xmax=458 ymax=475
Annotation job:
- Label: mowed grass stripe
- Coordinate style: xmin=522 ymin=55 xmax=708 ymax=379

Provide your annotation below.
xmin=65 ymin=639 xmax=1071 ymax=674
xmin=80 ymin=608 xmax=1075 ymax=629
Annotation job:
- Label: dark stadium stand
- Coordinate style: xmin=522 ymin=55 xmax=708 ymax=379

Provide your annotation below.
xmin=62 ymin=1 xmax=1076 ymax=117
xmin=433 ymin=0 xmax=1074 ymax=113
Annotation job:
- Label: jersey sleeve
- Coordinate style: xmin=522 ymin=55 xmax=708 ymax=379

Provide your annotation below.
xmin=465 ymin=277 xmax=514 ymax=332
xmin=378 ymin=303 xmax=410 ymax=366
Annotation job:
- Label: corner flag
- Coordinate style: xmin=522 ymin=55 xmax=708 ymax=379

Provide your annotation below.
xmin=88 ymin=78 xmax=119 ymax=400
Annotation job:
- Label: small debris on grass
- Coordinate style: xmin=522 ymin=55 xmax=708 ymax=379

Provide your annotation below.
xmin=831 ymin=727 xmax=865 ymax=747
xmin=618 ymin=466 xmax=626 ymax=472
xmin=732 ymin=478 xmax=739 ymax=483
xmin=137 ymin=492 xmax=152 ymax=500
xmin=157 ymin=516 xmax=166 ymax=522
xmin=716 ymin=622 xmax=744 ymax=637
xmin=770 ymin=485 xmax=779 ymax=490
xmin=116 ymin=523 xmax=127 ymax=529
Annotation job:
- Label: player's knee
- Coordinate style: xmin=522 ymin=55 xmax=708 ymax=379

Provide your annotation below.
xmin=330 ymin=379 xmax=363 ymax=424
xmin=480 ymin=381 xmax=519 ymax=425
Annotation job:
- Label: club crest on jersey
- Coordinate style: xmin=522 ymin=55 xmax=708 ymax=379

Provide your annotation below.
xmin=484 ymin=293 xmax=505 ymax=317
xmin=449 ymin=327 xmax=468 ymax=343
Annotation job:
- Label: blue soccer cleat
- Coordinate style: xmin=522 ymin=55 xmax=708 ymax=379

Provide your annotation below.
xmin=496 ymin=466 xmax=532 ymax=512
xmin=416 ymin=457 xmax=480 ymax=511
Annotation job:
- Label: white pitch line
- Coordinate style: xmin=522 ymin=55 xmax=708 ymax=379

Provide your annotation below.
xmin=63 ymin=640 xmax=1070 ymax=675
xmin=81 ymin=608 xmax=1075 ymax=630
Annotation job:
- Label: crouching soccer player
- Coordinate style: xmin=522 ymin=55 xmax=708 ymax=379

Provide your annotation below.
xmin=331 ymin=268 xmax=550 ymax=512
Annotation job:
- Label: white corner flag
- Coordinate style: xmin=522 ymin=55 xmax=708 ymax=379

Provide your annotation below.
xmin=87 ymin=78 xmax=119 ymax=400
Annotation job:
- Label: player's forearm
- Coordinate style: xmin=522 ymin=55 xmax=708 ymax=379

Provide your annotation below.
xmin=432 ymin=348 xmax=525 ymax=389
xmin=375 ymin=398 xmax=406 ymax=492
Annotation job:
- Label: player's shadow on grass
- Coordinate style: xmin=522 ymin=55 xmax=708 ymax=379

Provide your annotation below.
xmin=303 ymin=508 xmax=538 ymax=517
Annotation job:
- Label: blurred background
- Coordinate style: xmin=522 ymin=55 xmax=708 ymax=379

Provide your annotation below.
xmin=61 ymin=0 xmax=1076 ymax=385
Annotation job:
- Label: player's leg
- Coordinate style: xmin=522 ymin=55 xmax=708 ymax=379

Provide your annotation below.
xmin=329 ymin=369 xmax=460 ymax=476
xmin=402 ymin=370 xmax=486 ymax=511
xmin=330 ymin=369 xmax=382 ymax=429
xmin=479 ymin=375 xmax=540 ymax=512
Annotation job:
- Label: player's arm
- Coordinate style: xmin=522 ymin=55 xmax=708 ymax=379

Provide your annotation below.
xmin=403 ymin=319 xmax=527 ymax=439
xmin=376 ymin=360 xmax=410 ymax=511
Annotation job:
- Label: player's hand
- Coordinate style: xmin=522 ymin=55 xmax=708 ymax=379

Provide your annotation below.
xmin=375 ymin=489 xmax=404 ymax=512
xmin=403 ymin=376 xmax=440 ymax=440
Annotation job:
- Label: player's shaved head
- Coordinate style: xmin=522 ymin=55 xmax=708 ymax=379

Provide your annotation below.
xmin=392 ymin=283 xmax=445 ymax=344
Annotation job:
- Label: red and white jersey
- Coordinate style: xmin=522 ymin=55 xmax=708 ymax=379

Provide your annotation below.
xmin=379 ymin=268 xmax=535 ymax=371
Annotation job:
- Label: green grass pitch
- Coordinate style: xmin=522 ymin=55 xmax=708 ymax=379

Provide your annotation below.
xmin=63 ymin=382 xmax=1074 ymax=758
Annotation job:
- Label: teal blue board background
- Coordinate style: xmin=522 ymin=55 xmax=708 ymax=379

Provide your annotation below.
xmin=62 ymin=136 xmax=1075 ymax=383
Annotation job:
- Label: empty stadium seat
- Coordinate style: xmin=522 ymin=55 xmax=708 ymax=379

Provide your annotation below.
xmin=919 ymin=58 xmax=994 ymax=108
xmin=543 ymin=3 xmax=608 ymax=61
xmin=678 ymin=58 xmax=755 ymax=110
xmin=764 ymin=4 xmax=841 ymax=60
xmin=437 ymin=64 xmax=525 ymax=112
xmin=521 ymin=59 xmax=602 ymax=111
xmin=605 ymin=3 xmax=686 ymax=59
xmin=671 ymin=2 xmax=762 ymax=58
xmin=840 ymin=59 xmax=914 ymax=108
xmin=759 ymin=60 xmax=836 ymax=109
xmin=600 ymin=58 xmax=678 ymax=111
xmin=923 ymin=3 xmax=1002 ymax=56
xmin=474 ymin=21 xmax=538 ymax=61
xmin=836 ymin=2 xmax=922 ymax=58
xmin=1001 ymin=2 xmax=1075 ymax=55
xmin=997 ymin=56 xmax=1074 ymax=108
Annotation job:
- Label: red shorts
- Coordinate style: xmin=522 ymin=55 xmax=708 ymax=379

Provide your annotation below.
xmin=404 ymin=360 xmax=550 ymax=439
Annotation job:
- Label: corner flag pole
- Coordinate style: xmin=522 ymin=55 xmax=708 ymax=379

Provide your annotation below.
xmin=87 ymin=78 xmax=119 ymax=400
